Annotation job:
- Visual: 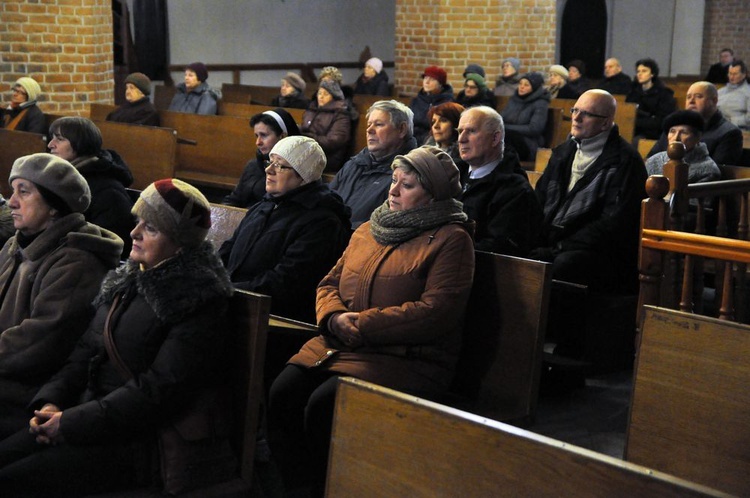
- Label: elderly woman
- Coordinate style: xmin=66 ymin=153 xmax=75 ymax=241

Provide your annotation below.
xmin=626 ymin=58 xmax=677 ymax=139
xmin=425 ymin=102 xmax=467 ymax=169
xmin=2 ymin=77 xmax=46 ymax=134
xmin=567 ymin=59 xmax=593 ymax=97
xmin=494 ymin=57 xmax=522 ymax=97
xmin=353 ymin=57 xmax=390 ymax=96
xmin=48 ymin=116 xmax=135 ymax=256
xmin=167 ymin=62 xmax=219 ymax=115
xmin=301 ymin=80 xmax=353 ymax=172
xmin=223 ymin=108 xmax=301 ymax=207
xmin=456 ymin=72 xmax=496 ymax=109
xmin=500 ymin=72 xmax=550 ymax=161
xmin=0 ymin=179 xmax=234 ymax=496
xmin=271 ymin=72 xmax=310 ymax=109
xmin=106 ymin=72 xmax=160 ymax=126
xmin=410 ymin=65 xmax=455 ymax=144
xmin=546 ymin=64 xmax=579 ymax=99
xmin=0 ymin=154 xmax=123 ymax=439
xmin=269 ymin=145 xmax=475 ymax=494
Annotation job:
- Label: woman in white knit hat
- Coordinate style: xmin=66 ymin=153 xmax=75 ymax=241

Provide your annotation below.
xmin=353 ymin=57 xmax=390 ymax=96
xmin=2 ymin=77 xmax=45 ymax=134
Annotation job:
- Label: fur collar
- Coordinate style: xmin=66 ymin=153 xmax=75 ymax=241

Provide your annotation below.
xmin=95 ymin=241 xmax=233 ymax=323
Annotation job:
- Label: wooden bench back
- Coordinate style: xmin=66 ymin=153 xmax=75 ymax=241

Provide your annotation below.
xmin=451 ymin=251 xmax=552 ymax=424
xmin=327 ymin=378 xmax=727 ymax=497
xmin=153 ymin=85 xmax=177 ymax=111
xmin=244 ymin=85 xmax=280 ymax=106
xmin=550 ymin=98 xmax=638 ymax=144
xmin=89 ymin=102 xmax=118 ymax=121
xmin=0 ymin=129 xmax=48 ymax=197
xmin=637 ymin=138 xmax=657 ymax=160
xmin=626 ymin=306 xmax=750 ymax=496
xmin=207 ymin=202 xmax=247 ymax=249
xmin=220 ymin=83 xmax=253 ymax=104
xmin=217 ymin=101 xmax=305 ymax=124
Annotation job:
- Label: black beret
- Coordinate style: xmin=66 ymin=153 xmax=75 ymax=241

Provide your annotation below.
xmin=662 ymin=110 xmax=705 ymax=134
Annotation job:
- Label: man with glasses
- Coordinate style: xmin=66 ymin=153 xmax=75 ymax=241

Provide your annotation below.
xmin=1 ymin=77 xmax=45 ymax=134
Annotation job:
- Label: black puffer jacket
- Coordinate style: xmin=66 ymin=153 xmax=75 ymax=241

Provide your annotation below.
xmin=353 ymin=71 xmax=390 ymax=96
xmin=222 ymin=151 xmax=268 ymax=208
xmin=106 ymin=97 xmax=160 ymax=126
xmin=410 ymin=84 xmax=455 ymax=144
xmin=1 ymin=102 xmax=46 ymax=134
xmin=626 ymin=79 xmax=676 ymax=139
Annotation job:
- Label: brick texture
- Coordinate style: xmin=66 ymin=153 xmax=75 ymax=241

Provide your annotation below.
xmin=0 ymin=0 xmax=113 ymax=115
xmin=702 ymin=0 xmax=750 ymax=76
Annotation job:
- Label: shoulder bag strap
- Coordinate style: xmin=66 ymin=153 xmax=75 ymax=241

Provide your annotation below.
xmin=5 ymin=108 xmax=29 ymax=130
xmin=102 ymin=294 xmax=134 ymax=381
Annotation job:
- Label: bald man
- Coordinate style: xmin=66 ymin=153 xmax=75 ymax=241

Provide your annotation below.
xmin=597 ymin=58 xmax=632 ymax=96
xmin=648 ymin=81 xmax=743 ymax=165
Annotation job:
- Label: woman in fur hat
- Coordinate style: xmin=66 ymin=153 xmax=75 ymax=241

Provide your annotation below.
xmin=0 ymin=178 xmax=234 ymax=496
xmin=2 ymin=77 xmax=46 ymax=135
xmin=272 ymin=72 xmax=310 ymax=109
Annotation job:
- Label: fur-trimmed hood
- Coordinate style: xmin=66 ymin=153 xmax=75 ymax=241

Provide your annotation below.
xmin=95 ymin=241 xmax=233 ymax=323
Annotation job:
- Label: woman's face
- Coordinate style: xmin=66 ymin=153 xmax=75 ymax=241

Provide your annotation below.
xmin=463 ymin=79 xmax=479 ymax=97
xmin=184 ymin=70 xmax=200 ymax=90
xmin=422 ymin=76 xmax=441 ymax=94
xmin=48 ymin=131 xmax=77 ymax=161
xmin=125 ymin=83 xmax=144 ymax=103
xmin=636 ymin=65 xmax=653 ymax=85
xmin=548 ymin=73 xmax=565 ymax=87
xmin=568 ymin=66 xmax=581 ymax=81
xmin=254 ymin=122 xmax=282 ymax=156
xmin=280 ymin=79 xmax=295 ymax=97
xmin=9 ymin=178 xmax=56 ymax=236
xmin=388 ymin=168 xmax=432 ymax=211
xmin=317 ymin=88 xmax=333 ymax=107
xmin=364 ymin=65 xmax=377 ymax=78
xmin=667 ymin=125 xmax=700 ymax=152
xmin=11 ymin=85 xmax=28 ymax=106
xmin=265 ymin=154 xmax=303 ymax=197
xmin=431 ymin=114 xmax=455 ymax=147
xmin=130 ymin=218 xmax=181 ymax=269
xmin=517 ymin=79 xmax=533 ymax=96
xmin=502 ymin=61 xmax=517 ymax=78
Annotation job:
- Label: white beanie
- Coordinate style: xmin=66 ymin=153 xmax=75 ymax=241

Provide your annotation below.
xmin=549 ymin=64 xmax=569 ymax=80
xmin=366 ymin=57 xmax=384 ymax=74
xmin=15 ymin=77 xmax=41 ymax=101
xmin=269 ymin=136 xmax=326 ymax=184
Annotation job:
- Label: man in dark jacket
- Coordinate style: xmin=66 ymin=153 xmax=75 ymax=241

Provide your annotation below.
xmin=705 ymin=48 xmax=734 ymax=85
xmin=532 ymin=90 xmax=647 ymax=294
xmin=329 ymin=100 xmax=417 ymax=228
xmin=647 ymin=81 xmax=743 ymax=165
xmin=597 ymin=58 xmax=632 ymax=96
xmin=457 ymin=106 xmax=542 ymax=257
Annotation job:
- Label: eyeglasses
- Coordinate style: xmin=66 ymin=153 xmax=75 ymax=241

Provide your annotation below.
xmin=570 ymin=107 xmax=608 ymax=119
xmin=464 ymin=84 xmax=478 ymax=89
xmin=267 ymin=160 xmax=295 ymax=173
xmin=11 ymin=88 xmax=27 ymax=96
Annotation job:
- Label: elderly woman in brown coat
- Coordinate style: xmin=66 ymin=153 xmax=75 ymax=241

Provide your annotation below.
xmin=269 ymin=145 xmax=475 ymax=495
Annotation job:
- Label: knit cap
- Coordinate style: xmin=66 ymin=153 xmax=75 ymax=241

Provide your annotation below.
xmin=392 ymin=146 xmax=461 ymax=201
xmin=319 ymin=66 xmax=343 ymax=83
xmin=366 ymin=57 xmax=384 ymax=74
xmin=549 ymin=65 xmax=569 ymax=80
xmin=662 ymin=110 xmax=705 ymax=134
xmin=319 ymin=80 xmax=344 ymax=101
xmin=269 ymin=136 xmax=326 ymax=184
xmin=521 ymin=72 xmax=545 ymax=92
xmin=10 ymin=153 xmax=90 ymax=213
xmin=422 ymin=66 xmax=448 ymax=86
xmin=186 ymin=62 xmax=208 ymax=82
xmin=463 ymin=64 xmax=486 ymax=78
xmin=283 ymin=72 xmax=306 ymax=93
xmin=124 ymin=72 xmax=152 ymax=96
xmin=502 ymin=58 xmax=521 ymax=73
xmin=465 ymin=73 xmax=487 ymax=89
xmin=15 ymin=77 xmax=41 ymax=102
xmin=132 ymin=178 xmax=211 ymax=248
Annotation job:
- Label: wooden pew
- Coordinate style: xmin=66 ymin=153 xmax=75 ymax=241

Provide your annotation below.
xmin=450 ymin=252 xmax=552 ymax=424
xmin=244 ymin=85 xmax=281 ymax=106
xmin=89 ymin=103 xmax=118 ymax=121
xmin=638 ymin=138 xmax=657 ymax=160
xmin=207 ymin=202 xmax=247 ymax=249
xmin=220 ymin=83 xmax=253 ymax=104
xmin=326 ymin=377 xmax=728 ymax=498
xmin=0 ymin=129 xmax=48 ymax=197
xmin=217 ymin=101 xmax=305 ymax=124
xmin=626 ymin=306 xmax=750 ymax=496
xmin=550 ymin=98 xmax=638 ymax=145
xmin=153 ymin=85 xmax=177 ymax=111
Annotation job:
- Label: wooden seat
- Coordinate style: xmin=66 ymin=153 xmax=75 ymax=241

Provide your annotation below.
xmin=153 ymin=85 xmax=177 ymax=111
xmin=0 ymin=129 xmax=48 ymax=197
xmin=550 ymin=98 xmax=638 ymax=145
xmin=326 ymin=377 xmax=727 ymax=497
xmin=217 ymin=101 xmax=305 ymax=123
xmin=626 ymin=306 xmax=750 ymax=496
xmin=637 ymin=138 xmax=657 ymax=160
xmin=207 ymin=202 xmax=247 ymax=249
xmin=220 ymin=83 xmax=253 ymax=104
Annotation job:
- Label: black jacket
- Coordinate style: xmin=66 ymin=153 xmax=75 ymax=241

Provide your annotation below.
xmin=106 ymin=97 xmax=160 ymax=126
xmin=354 ymin=71 xmax=390 ymax=96
xmin=1 ymin=103 xmax=46 ymax=135
xmin=455 ymin=88 xmax=497 ymax=110
xmin=410 ymin=84 xmax=455 ymax=144
xmin=271 ymin=92 xmax=310 ymax=110
xmin=220 ymin=181 xmax=351 ymax=322
xmin=222 ymin=151 xmax=268 ymax=208
xmin=626 ymin=80 xmax=677 ymax=139
xmin=597 ymin=72 xmax=632 ymax=96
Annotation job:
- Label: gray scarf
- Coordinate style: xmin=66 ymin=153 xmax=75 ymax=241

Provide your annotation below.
xmin=369 ymin=198 xmax=468 ymax=245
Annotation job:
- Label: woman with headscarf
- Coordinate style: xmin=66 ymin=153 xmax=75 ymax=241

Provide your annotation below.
xmin=0 ymin=178 xmax=234 ymax=496
xmin=0 ymin=153 xmax=123 ymax=439
xmin=271 ymin=72 xmax=310 ymax=110
xmin=353 ymin=57 xmax=390 ymax=96
xmin=167 ymin=62 xmax=220 ymax=115
xmin=300 ymin=80 xmax=353 ymax=172
xmin=500 ymin=72 xmax=550 ymax=161
xmin=106 ymin=72 xmax=160 ymax=126
xmin=626 ymin=58 xmax=677 ymax=139
xmin=2 ymin=77 xmax=45 ymax=135
xmin=269 ymin=145 xmax=475 ymax=495
xmin=223 ymin=108 xmax=301 ymax=207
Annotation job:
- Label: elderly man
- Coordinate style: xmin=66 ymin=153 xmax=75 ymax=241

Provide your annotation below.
xmin=533 ymin=90 xmax=647 ymax=294
xmin=718 ymin=60 xmax=750 ymax=130
xmin=705 ymin=48 xmax=734 ymax=85
xmin=456 ymin=106 xmax=542 ymax=256
xmin=329 ymin=99 xmax=417 ymax=228
xmin=597 ymin=58 xmax=632 ymax=96
xmin=648 ymin=81 xmax=743 ymax=165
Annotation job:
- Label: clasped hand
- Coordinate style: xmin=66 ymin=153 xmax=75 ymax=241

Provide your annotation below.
xmin=330 ymin=311 xmax=363 ymax=348
xmin=29 ymin=403 xmax=64 ymax=445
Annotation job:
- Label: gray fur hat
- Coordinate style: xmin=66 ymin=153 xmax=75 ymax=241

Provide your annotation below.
xmin=319 ymin=80 xmax=344 ymax=101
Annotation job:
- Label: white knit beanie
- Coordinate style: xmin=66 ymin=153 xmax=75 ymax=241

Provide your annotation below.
xmin=15 ymin=77 xmax=41 ymax=101
xmin=269 ymin=136 xmax=326 ymax=184
xmin=366 ymin=57 xmax=384 ymax=74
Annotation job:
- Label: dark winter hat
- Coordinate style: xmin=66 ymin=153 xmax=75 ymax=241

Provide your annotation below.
xmin=662 ymin=110 xmax=705 ymax=134
xmin=502 ymin=58 xmax=521 ymax=72
xmin=10 ymin=153 xmax=91 ymax=213
xmin=520 ymin=72 xmax=545 ymax=92
xmin=319 ymin=80 xmax=344 ymax=101
xmin=463 ymin=63 xmax=486 ymax=79
xmin=422 ymin=66 xmax=448 ymax=86
xmin=283 ymin=72 xmax=306 ymax=93
xmin=392 ymin=145 xmax=462 ymax=201
xmin=132 ymin=178 xmax=211 ymax=248
xmin=260 ymin=108 xmax=301 ymax=136
xmin=124 ymin=72 xmax=152 ymax=96
xmin=568 ymin=59 xmax=587 ymax=76
xmin=186 ymin=62 xmax=209 ymax=82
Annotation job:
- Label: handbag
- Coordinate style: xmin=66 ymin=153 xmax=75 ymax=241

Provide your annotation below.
xmin=103 ymin=295 xmax=237 ymax=495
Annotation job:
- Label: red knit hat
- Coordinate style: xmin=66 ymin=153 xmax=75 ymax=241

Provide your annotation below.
xmin=422 ymin=66 xmax=447 ymax=86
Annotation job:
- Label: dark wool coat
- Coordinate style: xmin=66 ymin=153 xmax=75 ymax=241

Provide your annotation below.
xmin=459 ymin=148 xmax=543 ymax=257
xmin=597 ymin=72 xmax=632 ymax=96
xmin=31 ymin=242 xmax=233 ymax=444
xmin=500 ymin=85 xmax=551 ymax=160
xmin=289 ymin=221 xmax=475 ymax=397
xmin=72 ymin=150 xmax=136 ymax=257
xmin=410 ymin=84 xmax=455 ymax=144
xmin=455 ymin=88 xmax=497 ymax=110
xmin=220 ymin=181 xmax=351 ymax=323
xmin=167 ymin=82 xmax=218 ymax=115
xmin=301 ymin=99 xmax=352 ymax=172
xmin=271 ymin=92 xmax=310 ymax=110
xmin=626 ymin=80 xmax=677 ymax=139
xmin=1 ymin=103 xmax=46 ymax=135
xmin=222 ymin=152 xmax=268 ymax=208
xmin=106 ymin=97 xmax=160 ymax=126
xmin=354 ymin=71 xmax=390 ymax=97
xmin=330 ymin=137 xmax=418 ymax=228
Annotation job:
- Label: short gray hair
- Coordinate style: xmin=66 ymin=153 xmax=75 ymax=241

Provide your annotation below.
xmin=367 ymin=100 xmax=414 ymax=137
xmin=461 ymin=106 xmax=505 ymax=159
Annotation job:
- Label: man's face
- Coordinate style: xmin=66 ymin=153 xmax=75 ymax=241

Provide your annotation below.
xmin=457 ymin=110 xmax=501 ymax=166
xmin=604 ymin=59 xmax=621 ymax=78
xmin=720 ymin=51 xmax=734 ymax=66
xmin=366 ymin=109 xmax=407 ymax=159
xmin=685 ymin=84 xmax=717 ymax=120
xmin=728 ymin=65 xmax=746 ymax=85
xmin=570 ymin=92 xmax=612 ymax=140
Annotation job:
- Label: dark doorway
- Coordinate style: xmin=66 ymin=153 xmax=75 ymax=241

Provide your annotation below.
xmin=560 ymin=0 xmax=607 ymax=79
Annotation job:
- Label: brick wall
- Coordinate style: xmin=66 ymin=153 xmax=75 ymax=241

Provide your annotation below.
xmin=0 ymin=0 xmax=113 ymax=116
xmin=702 ymin=0 xmax=750 ymax=76
xmin=394 ymin=0 xmax=556 ymax=96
